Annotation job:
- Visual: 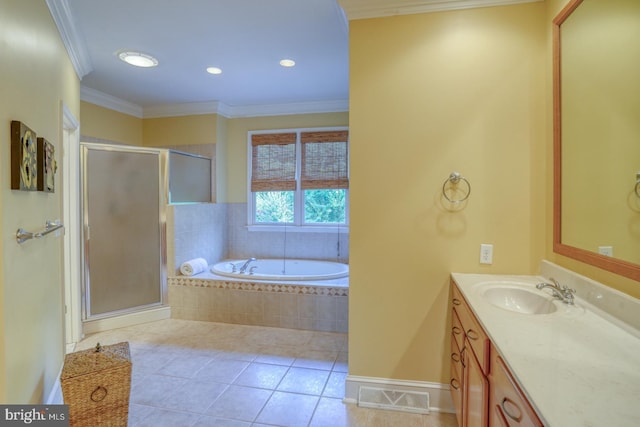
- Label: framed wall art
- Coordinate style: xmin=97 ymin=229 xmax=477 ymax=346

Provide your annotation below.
xmin=10 ymin=120 xmax=38 ymax=191
xmin=37 ymin=137 xmax=56 ymax=193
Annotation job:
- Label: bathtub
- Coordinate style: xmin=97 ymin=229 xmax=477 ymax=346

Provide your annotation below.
xmin=169 ymin=258 xmax=349 ymax=332
xmin=211 ymin=258 xmax=349 ymax=281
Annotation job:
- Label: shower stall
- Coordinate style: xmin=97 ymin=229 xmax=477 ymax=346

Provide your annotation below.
xmin=80 ymin=142 xmax=213 ymax=332
xmin=80 ymin=143 xmax=169 ymax=331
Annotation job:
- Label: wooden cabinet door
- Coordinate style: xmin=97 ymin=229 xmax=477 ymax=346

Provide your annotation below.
xmin=465 ymin=339 xmax=489 ymax=427
xmin=490 ymin=353 xmax=543 ymax=427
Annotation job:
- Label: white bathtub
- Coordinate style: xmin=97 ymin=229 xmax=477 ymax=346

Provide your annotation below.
xmin=211 ymin=258 xmax=349 ymax=281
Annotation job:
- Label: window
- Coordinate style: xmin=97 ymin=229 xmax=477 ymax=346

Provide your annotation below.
xmin=249 ymin=128 xmax=349 ymax=229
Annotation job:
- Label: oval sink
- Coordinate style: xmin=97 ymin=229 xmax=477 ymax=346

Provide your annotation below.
xmin=482 ymin=287 xmax=557 ymax=315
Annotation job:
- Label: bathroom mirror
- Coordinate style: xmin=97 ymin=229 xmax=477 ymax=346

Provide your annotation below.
xmin=553 ymin=0 xmax=640 ymax=281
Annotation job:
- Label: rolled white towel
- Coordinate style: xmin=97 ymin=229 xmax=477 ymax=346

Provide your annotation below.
xmin=180 ymin=258 xmax=208 ymax=276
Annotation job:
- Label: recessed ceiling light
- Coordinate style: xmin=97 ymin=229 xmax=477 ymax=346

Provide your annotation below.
xmin=118 ymin=51 xmax=158 ymax=68
xmin=279 ymin=59 xmax=296 ymax=67
xmin=206 ymin=67 xmax=222 ymax=75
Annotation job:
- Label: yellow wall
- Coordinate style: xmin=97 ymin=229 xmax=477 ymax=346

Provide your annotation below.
xmin=225 ymin=113 xmax=349 ymax=203
xmin=545 ymin=0 xmax=640 ymax=298
xmin=142 ymin=114 xmax=218 ymax=148
xmin=0 ymin=0 xmax=80 ymax=402
xmin=348 ymin=3 xmax=546 ymax=382
xmin=80 ymin=101 xmax=143 ymax=145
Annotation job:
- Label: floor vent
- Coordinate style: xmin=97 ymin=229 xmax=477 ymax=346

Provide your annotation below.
xmin=358 ymin=386 xmax=430 ymax=414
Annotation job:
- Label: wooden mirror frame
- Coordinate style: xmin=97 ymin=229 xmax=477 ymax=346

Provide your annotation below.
xmin=553 ymin=0 xmax=640 ymax=282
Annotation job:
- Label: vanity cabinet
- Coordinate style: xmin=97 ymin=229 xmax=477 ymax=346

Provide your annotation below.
xmin=450 ymin=282 xmax=490 ymax=427
xmin=450 ymin=280 xmax=542 ymax=427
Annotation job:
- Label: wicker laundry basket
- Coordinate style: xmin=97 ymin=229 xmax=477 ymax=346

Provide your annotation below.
xmin=61 ymin=342 xmax=132 ymax=427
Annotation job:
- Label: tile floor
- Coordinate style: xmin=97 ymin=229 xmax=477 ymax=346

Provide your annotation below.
xmin=75 ymin=319 xmax=458 ymax=427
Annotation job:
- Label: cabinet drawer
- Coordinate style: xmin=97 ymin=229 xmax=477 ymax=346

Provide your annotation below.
xmin=452 ymin=284 xmax=490 ymax=374
xmin=490 ymin=352 xmax=542 ymax=427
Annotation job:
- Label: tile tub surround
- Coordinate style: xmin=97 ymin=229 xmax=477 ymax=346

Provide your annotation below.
xmin=168 ymin=273 xmax=349 ymax=333
xmin=227 ymin=203 xmax=349 ymax=263
xmin=452 ymin=265 xmax=640 ymax=427
xmin=74 ymin=319 xmax=458 ymax=427
xmin=168 ymin=203 xmax=228 ymax=275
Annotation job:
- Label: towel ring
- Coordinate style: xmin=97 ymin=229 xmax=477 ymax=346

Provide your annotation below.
xmin=442 ymin=172 xmax=471 ymax=203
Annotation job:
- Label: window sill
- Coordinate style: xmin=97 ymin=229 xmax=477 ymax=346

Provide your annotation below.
xmin=247 ymin=225 xmax=349 ymax=234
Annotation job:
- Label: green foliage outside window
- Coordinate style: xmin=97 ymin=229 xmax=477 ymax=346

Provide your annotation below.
xmin=304 ymin=189 xmax=346 ymax=223
xmin=255 ymin=191 xmax=294 ymax=223
xmin=255 ymin=189 xmax=346 ymax=224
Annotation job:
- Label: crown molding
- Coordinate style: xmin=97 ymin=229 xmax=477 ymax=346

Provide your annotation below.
xmin=338 ymin=0 xmax=542 ymax=20
xmin=46 ymin=0 xmax=93 ymax=79
xmin=143 ymin=101 xmax=228 ymax=118
xmin=221 ymin=99 xmax=350 ymax=119
xmin=80 ymin=86 xmax=348 ymax=119
xmin=80 ymin=86 xmax=144 ymax=118
xmin=145 ymin=99 xmax=349 ymax=118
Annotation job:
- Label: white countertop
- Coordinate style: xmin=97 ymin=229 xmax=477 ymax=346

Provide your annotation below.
xmin=451 ymin=272 xmax=640 ymax=427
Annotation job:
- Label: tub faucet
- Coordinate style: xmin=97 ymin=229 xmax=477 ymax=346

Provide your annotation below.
xmin=536 ymin=278 xmax=576 ymax=305
xmin=238 ymin=257 xmax=256 ymax=274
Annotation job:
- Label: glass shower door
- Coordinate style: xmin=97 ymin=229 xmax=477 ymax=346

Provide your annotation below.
xmin=82 ymin=144 xmax=167 ymax=319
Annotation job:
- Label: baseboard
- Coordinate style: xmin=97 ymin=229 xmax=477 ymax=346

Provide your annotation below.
xmin=344 ymin=374 xmax=455 ymax=414
xmin=46 ymin=367 xmax=64 ymax=404
xmin=83 ymin=306 xmax=171 ymax=334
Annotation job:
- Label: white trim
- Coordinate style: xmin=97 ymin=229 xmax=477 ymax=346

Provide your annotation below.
xmin=61 ymin=103 xmax=83 ymax=350
xmin=247 ymin=225 xmax=349 ymax=233
xmin=80 ymin=85 xmax=348 ymax=119
xmin=45 ymin=0 xmax=93 ymax=79
xmin=144 ymin=99 xmax=349 ymax=118
xmin=143 ymin=101 xmax=228 ymax=118
xmin=345 ymin=375 xmax=455 ymax=414
xmin=80 ymin=86 xmax=144 ymax=118
xmin=223 ymin=99 xmax=349 ymax=118
xmin=339 ymin=0 xmax=543 ymax=20
xmin=45 ymin=367 xmax=64 ymax=404
xmin=82 ymin=306 xmax=171 ymax=335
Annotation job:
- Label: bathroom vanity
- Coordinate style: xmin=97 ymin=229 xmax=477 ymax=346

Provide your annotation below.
xmin=449 ymin=263 xmax=640 ymax=427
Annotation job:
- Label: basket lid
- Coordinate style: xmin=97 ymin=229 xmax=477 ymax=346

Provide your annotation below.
xmin=61 ymin=342 xmax=131 ymax=379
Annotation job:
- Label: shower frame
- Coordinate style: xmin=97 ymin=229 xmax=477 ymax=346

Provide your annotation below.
xmin=80 ymin=142 xmax=169 ymax=323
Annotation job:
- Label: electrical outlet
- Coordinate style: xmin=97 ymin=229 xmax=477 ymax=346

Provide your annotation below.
xmin=480 ymin=244 xmax=493 ymax=264
xmin=598 ymin=246 xmax=613 ymax=257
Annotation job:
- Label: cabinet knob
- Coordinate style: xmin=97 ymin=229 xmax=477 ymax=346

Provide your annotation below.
xmin=452 ymin=298 xmax=462 ymax=306
xmin=466 ymin=329 xmax=480 ymax=341
xmin=451 ymin=352 xmax=460 ymax=363
xmin=450 ymin=378 xmax=460 ymax=390
xmin=452 ymin=326 xmax=462 ymax=335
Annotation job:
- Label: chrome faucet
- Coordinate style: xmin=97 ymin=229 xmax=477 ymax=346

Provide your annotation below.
xmin=238 ymin=257 xmax=256 ymax=274
xmin=536 ymin=278 xmax=576 ymax=305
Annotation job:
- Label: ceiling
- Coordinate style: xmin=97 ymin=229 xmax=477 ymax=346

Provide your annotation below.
xmin=48 ymin=0 xmax=538 ymax=117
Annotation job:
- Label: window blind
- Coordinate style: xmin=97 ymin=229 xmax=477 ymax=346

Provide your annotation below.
xmin=300 ymin=130 xmax=349 ymax=190
xmin=251 ymin=133 xmax=297 ymax=192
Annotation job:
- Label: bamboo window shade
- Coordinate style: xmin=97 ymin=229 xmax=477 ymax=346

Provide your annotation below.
xmin=301 ymin=130 xmax=349 ymax=189
xmin=251 ymin=133 xmax=297 ymax=191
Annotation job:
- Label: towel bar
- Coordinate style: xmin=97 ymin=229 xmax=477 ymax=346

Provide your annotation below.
xmin=16 ymin=220 xmax=64 ymax=244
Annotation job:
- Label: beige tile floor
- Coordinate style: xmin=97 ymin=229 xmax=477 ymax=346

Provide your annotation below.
xmin=76 ymin=319 xmax=458 ymax=427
